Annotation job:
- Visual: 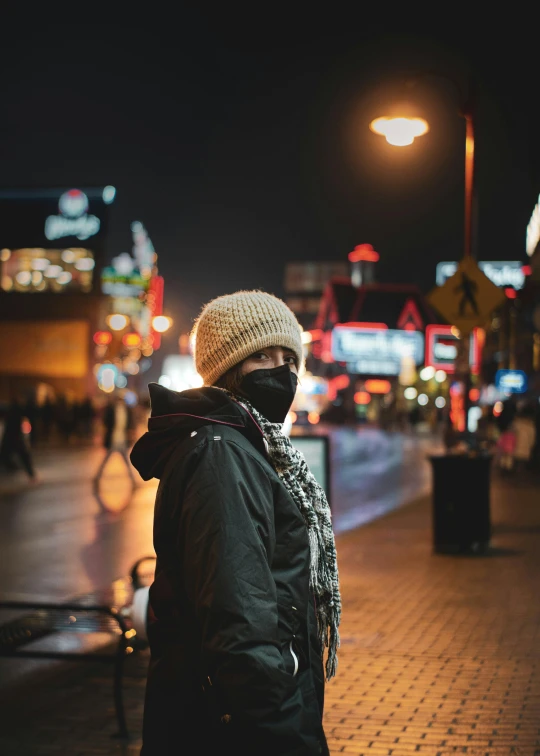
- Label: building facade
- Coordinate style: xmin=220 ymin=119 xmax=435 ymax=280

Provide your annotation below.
xmin=0 ymin=187 xmax=115 ymax=401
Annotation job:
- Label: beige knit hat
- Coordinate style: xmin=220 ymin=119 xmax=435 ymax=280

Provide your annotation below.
xmin=192 ymin=290 xmax=304 ymax=386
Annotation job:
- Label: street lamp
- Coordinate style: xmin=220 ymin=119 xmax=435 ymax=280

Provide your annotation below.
xmin=370 ymin=77 xmax=497 ymax=557
xmin=370 ymin=116 xmax=429 ymax=146
xmin=369 ymin=76 xmax=475 ymax=261
xmin=369 ymin=75 xmax=477 ymax=440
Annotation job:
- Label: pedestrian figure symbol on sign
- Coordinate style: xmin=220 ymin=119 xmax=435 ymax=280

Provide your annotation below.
xmin=454 ymin=272 xmax=479 ymax=316
xmin=427 ymin=256 xmax=506 ymax=336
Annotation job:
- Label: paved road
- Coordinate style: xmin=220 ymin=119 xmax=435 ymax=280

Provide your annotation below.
xmin=323 ymin=426 xmax=443 ymax=534
xmin=0 ymin=426 xmax=443 ymax=602
xmin=1 ymin=439 xmax=539 ymax=755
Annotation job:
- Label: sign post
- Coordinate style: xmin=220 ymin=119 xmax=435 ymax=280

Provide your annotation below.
xmin=427 ymin=256 xmax=506 ymax=439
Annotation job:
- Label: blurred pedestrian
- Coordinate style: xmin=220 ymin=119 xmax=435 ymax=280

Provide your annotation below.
xmin=23 ymin=392 xmax=38 ymax=447
xmin=512 ymin=405 xmax=536 ymax=472
xmin=497 ymin=396 xmax=517 ymax=433
xmin=496 ymin=425 xmax=516 ymax=474
xmin=78 ymin=396 xmax=95 ymax=439
xmin=93 ymin=392 xmax=136 ymax=487
xmin=41 ymin=396 xmax=54 ymax=441
xmin=56 ymin=394 xmax=76 ymax=443
xmin=130 ymin=290 xmax=340 ymax=755
xmin=0 ymin=398 xmax=39 ymax=484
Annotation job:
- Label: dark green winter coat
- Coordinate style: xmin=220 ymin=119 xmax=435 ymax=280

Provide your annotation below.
xmin=130 ymin=383 xmax=329 ymax=755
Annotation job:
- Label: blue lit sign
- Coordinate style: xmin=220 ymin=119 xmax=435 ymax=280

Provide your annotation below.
xmin=495 ymin=369 xmax=528 ymax=394
xmin=331 ymin=326 xmax=424 ymax=376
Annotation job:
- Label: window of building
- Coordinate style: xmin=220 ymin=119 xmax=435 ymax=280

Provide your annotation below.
xmin=0 ymin=248 xmax=95 ymax=293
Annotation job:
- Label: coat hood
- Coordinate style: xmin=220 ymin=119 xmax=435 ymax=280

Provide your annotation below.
xmin=130 ymin=383 xmax=265 ymax=480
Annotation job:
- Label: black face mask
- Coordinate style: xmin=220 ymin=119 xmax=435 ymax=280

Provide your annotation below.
xmin=239 ymin=364 xmax=298 ymax=423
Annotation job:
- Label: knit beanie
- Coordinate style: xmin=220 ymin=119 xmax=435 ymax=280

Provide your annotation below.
xmin=192 ymin=290 xmax=304 ymax=386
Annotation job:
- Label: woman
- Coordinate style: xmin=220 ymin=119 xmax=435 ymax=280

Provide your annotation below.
xmin=131 ymin=290 xmax=340 ymax=755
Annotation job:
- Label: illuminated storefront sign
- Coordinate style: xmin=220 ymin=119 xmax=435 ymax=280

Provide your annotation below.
xmin=436 ymin=260 xmax=526 ymax=289
xmin=332 ymin=326 xmax=424 ymax=376
xmin=425 ymin=325 xmax=480 ymax=375
xmin=495 ymin=369 xmax=528 ymax=394
xmin=101 ymin=252 xmax=149 ymax=296
xmin=526 ymin=194 xmax=540 ymax=257
xmin=45 ymin=189 xmax=101 ymax=241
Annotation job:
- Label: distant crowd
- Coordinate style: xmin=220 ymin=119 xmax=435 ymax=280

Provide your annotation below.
xmin=0 ymin=392 xmax=152 ymax=485
xmin=0 ymin=393 xmax=150 ymax=449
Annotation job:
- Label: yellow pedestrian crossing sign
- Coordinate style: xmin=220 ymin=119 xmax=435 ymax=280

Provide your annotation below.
xmin=427 ymin=256 xmax=506 ymax=335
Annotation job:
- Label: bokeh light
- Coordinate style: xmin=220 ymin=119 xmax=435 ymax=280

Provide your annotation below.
xmin=107 ymin=314 xmax=128 ymax=331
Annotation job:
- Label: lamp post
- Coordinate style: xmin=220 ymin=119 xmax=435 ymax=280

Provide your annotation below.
xmin=370 ymin=75 xmax=477 ymax=443
xmin=370 ymin=76 xmax=475 ymax=263
xmin=370 ymin=77 xmax=497 ymax=556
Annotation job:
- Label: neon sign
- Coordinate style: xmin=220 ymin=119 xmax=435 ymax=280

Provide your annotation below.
xmin=45 ymin=189 xmax=100 ymax=241
xmin=495 ymin=369 xmax=528 ymax=394
xmin=332 ymin=326 xmax=424 ymax=376
xmin=425 ymin=325 xmax=480 ymax=375
xmin=147 ymin=275 xmax=164 ymax=349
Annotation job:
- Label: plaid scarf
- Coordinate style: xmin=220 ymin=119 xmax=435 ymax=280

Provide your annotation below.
xmin=226 ymin=391 xmax=341 ymax=680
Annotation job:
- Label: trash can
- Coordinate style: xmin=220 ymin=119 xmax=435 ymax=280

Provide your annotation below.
xmin=429 ymin=452 xmax=492 ymax=554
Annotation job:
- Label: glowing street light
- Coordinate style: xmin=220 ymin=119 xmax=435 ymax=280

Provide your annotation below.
xmin=370 ymin=116 xmax=429 ymax=146
xmin=107 ymin=313 xmax=129 ymax=331
xmin=152 ymin=315 xmax=172 ymax=333
xmin=369 ymin=78 xmax=475 ymax=261
xmin=370 ymin=75 xmax=478 ymax=442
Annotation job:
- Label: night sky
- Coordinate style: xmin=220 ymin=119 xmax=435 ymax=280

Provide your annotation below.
xmin=2 ymin=16 xmax=539 ymax=362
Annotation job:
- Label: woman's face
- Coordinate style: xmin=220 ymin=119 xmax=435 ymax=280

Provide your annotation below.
xmin=241 ymin=346 xmax=299 ymax=377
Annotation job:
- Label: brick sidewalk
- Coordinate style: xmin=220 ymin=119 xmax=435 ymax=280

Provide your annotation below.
xmin=0 ymin=472 xmax=539 ymax=755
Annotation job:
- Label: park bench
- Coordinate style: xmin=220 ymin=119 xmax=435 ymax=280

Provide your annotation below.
xmin=0 ymin=555 xmax=156 ymax=739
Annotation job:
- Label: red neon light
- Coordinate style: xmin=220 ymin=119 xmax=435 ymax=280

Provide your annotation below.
xmin=425 ymin=324 xmax=479 ymax=375
xmin=308 ymin=329 xmax=324 ymax=341
xmin=469 ymin=388 xmax=480 ymax=402
xmin=328 ymin=374 xmax=350 ymax=400
xmin=522 ymin=265 xmax=532 ymax=276
xmin=93 ymin=330 xmax=112 ymax=346
xmin=336 ymin=374 xmax=350 ymax=389
xmin=348 ymin=243 xmax=380 ymax=263
xmin=397 ymin=298 xmax=424 ymax=331
xmin=148 ymin=275 xmax=164 ymax=349
xmin=330 ymin=374 xmax=350 ymax=391
xmin=471 ymin=327 xmax=483 ymax=376
xmin=336 ymin=322 xmax=388 ymax=330
xmin=354 ymin=391 xmax=371 ymax=405
xmin=505 ymin=287 xmax=517 ymax=299
xmin=364 ymin=379 xmax=391 ymax=394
